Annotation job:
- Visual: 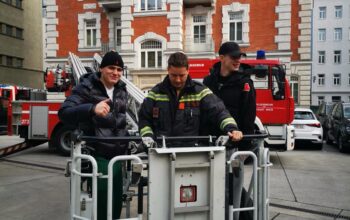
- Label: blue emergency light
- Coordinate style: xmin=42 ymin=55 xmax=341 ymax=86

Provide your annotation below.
xmin=257 ymin=50 xmax=266 ymax=59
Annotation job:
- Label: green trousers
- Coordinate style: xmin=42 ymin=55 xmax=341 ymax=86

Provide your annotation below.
xmin=91 ymin=156 xmax=123 ymax=220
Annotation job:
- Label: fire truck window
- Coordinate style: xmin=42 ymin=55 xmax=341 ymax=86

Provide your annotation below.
xmin=272 ymin=67 xmax=286 ymax=100
xmin=251 ymin=75 xmax=268 ymax=89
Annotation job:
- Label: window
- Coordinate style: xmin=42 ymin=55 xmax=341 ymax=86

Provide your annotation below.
xmin=85 ymin=20 xmax=97 ymax=47
xmin=6 ymin=56 xmax=13 ymax=66
xmin=15 ymin=0 xmax=21 ymax=8
xmin=193 ymin=15 xmax=206 ymax=44
xmin=290 ymin=75 xmax=299 ymax=104
xmin=318 ymin=74 xmax=325 ymax=85
xmin=294 ymin=111 xmax=315 ymax=120
xmin=0 ymin=55 xmax=3 ymax=65
xmin=318 ymin=96 xmax=325 ymax=105
xmin=335 ymin=6 xmax=342 ymax=18
xmin=348 ymin=73 xmax=350 ymax=85
xmin=229 ymin=12 xmax=243 ymax=42
xmin=332 ymin=96 xmax=341 ymax=102
xmin=114 ymin=18 xmax=121 ymax=50
xmin=141 ymin=40 xmax=162 ymax=68
xmin=318 ymin=51 xmax=325 ymax=64
xmin=15 ymin=58 xmax=23 ymax=68
xmin=141 ymin=0 xmax=162 ymax=11
xmin=334 ymin=50 xmax=341 ymax=64
xmin=334 ymin=28 xmax=342 ymax=41
xmin=15 ymin=28 xmax=22 ymax=39
xmin=348 ymin=50 xmax=350 ymax=63
xmin=319 ymin=7 xmax=326 ymax=19
xmin=318 ymin=29 xmax=326 ymax=41
xmin=5 ymin=25 xmax=12 ymax=36
xmin=333 ymin=73 xmax=341 ymax=86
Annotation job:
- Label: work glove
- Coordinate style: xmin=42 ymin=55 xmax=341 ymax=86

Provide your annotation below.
xmin=142 ymin=137 xmax=156 ymax=148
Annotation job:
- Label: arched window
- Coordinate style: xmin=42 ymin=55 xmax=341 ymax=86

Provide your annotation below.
xmin=141 ymin=40 xmax=162 ymax=68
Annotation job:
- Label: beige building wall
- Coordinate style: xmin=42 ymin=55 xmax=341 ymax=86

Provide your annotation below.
xmin=0 ymin=1 xmax=43 ymax=89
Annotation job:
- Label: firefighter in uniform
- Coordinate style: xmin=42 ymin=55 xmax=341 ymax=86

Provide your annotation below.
xmin=59 ymin=51 xmax=127 ymax=220
xmin=138 ymin=52 xmax=243 ymax=147
xmin=204 ymin=42 xmax=256 ymax=220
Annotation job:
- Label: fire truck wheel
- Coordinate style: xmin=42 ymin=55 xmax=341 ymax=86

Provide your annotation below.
xmin=52 ymin=125 xmax=73 ymax=156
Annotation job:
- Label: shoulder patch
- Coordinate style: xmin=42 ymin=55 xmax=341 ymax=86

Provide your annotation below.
xmin=243 ymin=83 xmax=250 ymax=92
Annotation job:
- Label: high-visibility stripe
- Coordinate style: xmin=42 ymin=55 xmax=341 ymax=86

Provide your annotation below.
xmin=179 ymin=88 xmax=213 ymax=102
xmin=147 ymin=91 xmax=170 ymax=101
xmin=140 ymin=126 xmax=153 ymax=137
xmin=220 ymin=117 xmax=237 ymax=131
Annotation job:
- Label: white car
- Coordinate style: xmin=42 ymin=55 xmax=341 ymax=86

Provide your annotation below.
xmin=292 ymin=108 xmax=323 ymax=149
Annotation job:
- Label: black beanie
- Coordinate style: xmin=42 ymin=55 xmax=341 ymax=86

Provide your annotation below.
xmin=100 ymin=51 xmax=124 ymax=68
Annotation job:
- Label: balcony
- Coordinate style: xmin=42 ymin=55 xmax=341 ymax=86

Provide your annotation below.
xmin=97 ymin=0 xmax=121 ymax=11
xmin=183 ymin=0 xmax=216 ymax=7
xmin=184 ymin=36 xmax=215 ymax=58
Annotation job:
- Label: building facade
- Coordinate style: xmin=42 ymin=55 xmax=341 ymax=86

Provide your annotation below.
xmin=0 ymin=0 xmax=43 ymax=89
xmin=43 ymin=0 xmax=312 ymax=106
xmin=312 ymin=0 xmax=350 ymax=105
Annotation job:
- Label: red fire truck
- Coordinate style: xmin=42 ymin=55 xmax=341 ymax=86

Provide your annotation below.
xmin=188 ymin=56 xmax=295 ymax=150
xmin=0 ymin=66 xmax=75 ymax=157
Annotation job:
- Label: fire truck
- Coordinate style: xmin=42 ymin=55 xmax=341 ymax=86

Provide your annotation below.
xmin=188 ymin=54 xmax=295 ymax=151
xmin=1 ymin=53 xmax=142 ymax=158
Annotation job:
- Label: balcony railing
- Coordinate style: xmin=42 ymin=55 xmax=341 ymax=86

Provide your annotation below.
xmin=183 ymin=0 xmax=216 ymax=7
xmin=184 ymin=36 xmax=215 ymax=54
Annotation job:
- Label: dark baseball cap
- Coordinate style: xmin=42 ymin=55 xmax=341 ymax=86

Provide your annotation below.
xmin=100 ymin=51 xmax=124 ymax=68
xmin=219 ymin=42 xmax=246 ymax=58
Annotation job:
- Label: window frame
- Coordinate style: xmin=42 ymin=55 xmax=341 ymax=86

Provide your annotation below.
xmin=318 ymin=51 xmax=326 ymax=64
xmin=318 ymin=74 xmax=325 ymax=86
xmin=318 ymin=96 xmax=325 ymax=105
xmin=229 ymin=11 xmax=243 ymax=42
xmin=319 ymin=6 xmax=326 ymax=19
xmin=335 ymin=5 xmax=342 ymax=19
xmin=334 ymin=28 xmax=342 ymax=41
xmin=193 ymin=15 xmax=207 ymax=44
xmin=334 ymin=50 xmax=341 ymax=64
xmin=333 ymin=73 xmax=341 ymax=86
xmin=84 ymin=19 xmax=97 ymax=48
xmin=140 ymin=40 xmax=162 ymax=69
xmin=140 ymin=0 xmax=162 ymax=12
xmin=318 ymin=28 xmax=326 ymax=41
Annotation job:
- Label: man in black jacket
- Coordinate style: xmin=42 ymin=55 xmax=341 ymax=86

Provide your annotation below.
xmin=204 ymin=42 xmax=256 ymax=220
xmin=59 ymin=51 xmax=127 ymax=220
xmin=138 ymin=52 xmax=243 ymax=146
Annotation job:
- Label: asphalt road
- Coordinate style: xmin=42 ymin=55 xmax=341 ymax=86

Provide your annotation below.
xmin=0 ymin=136 xmax=349 ymax=220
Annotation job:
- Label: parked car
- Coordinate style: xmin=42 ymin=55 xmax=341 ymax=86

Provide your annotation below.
xmin=315 ymin=102 xmax=336 ymax=143
xmin=292 ymin=108 xmax=323 ymax=149
xmin=327 ymin=102 xmax=350 ymax=153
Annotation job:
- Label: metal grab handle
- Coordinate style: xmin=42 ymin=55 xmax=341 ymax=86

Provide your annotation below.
xmin=229 ymin=151 xmax=258 ymax=220
xmin=71 ymin=154 xmax=99 ymax=220
xmin=107 ymin=155 xmax=143 ymax=220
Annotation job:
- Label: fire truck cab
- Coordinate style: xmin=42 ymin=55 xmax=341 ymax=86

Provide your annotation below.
xmin=188 ymin=56 xmax=295 ymax=151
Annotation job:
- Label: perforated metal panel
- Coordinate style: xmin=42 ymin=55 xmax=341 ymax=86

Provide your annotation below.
xmin=29 ymin=106 xmax=48 ymax=139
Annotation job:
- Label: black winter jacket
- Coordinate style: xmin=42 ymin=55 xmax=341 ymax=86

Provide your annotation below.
xmin=58 ymin=72 xmax=128 ymax=158
xmin=138 ymin=76 xmax=238 ymax=146
xmin=203 ymin=62 xmax=256 ymax=135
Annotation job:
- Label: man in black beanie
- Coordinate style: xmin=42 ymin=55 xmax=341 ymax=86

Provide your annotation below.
xmin=59 ymin=51 xmax=127 ymax=219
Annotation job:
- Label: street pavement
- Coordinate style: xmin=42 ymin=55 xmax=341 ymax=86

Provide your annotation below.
xmin=0 ymin=135 xmax=349 ymax=220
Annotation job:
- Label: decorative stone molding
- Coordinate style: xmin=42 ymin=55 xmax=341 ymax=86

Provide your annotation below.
xmin=298 ymin=0 xmax=312 ymax=61
xmin=166 ymin=0 xmax=183 ymax=51
xmin=77 ymin=12 xmax=101 ymax=50
xmin=44 ymin=0 xmax=59 ymax=58
xmin=274 ymin=0 xmax=291 ymax=50
xmin=222 ymin=2 xmax=250 ymax=46
xmin=134 ymin=32 xmax=167 ymax=69
xmin=121 ymin=0 xmax=134 ymax=52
